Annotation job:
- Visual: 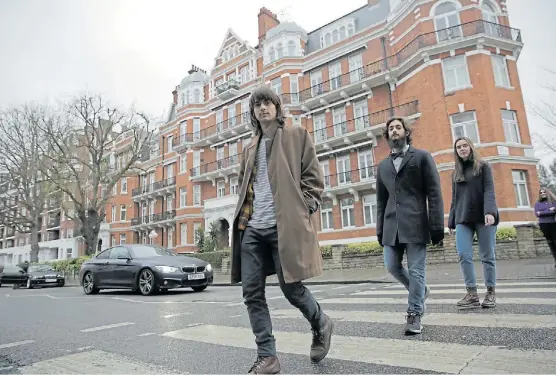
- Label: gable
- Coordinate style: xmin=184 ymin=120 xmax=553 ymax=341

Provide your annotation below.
xmin=214 ymin=28 xmax=253 ymax=65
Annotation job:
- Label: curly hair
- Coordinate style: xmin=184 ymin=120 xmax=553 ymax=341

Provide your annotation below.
xmin=248 ymin=85 xmax=285 ymax=135
xmin=382 ymin=116 xmax=413 ymax=145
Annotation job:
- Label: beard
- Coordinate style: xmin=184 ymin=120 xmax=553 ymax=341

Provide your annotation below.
xmin=388 ymin=136 xmax=406 ymax=150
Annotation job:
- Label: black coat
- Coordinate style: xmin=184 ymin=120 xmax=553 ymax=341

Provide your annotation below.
xmin=376 ymin=146 xmax=445 ymax=246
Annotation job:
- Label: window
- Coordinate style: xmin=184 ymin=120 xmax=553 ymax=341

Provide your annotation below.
xmin=337 ymin=157 xmax=352 ymax=185
xmin=310 ymin=71 xmax=323 ymax=97
xmin=216 ymin=110 xmax=224 ymax=132
xmin=120 ymin=177 xmax=127 ymax=194
xmin=271 ymin=78 xmax=281 ymax=95
xmin=287 ymin=40 xmax=296 ymax=56
xmin=239 ymin=65 xmax=249 ymax=83
xmin=363 ymin=194 xmax=377 ymax=225
xmin=353 ymin=99 xmax=369 ymax=130
xmin=111 ymin=205 xmax=116 ymax=222
xmin=320 ymin=19 xmax=355 ymax=48
xmin=433 ymin=2 xmax=461 ymax=41
xmin=192 ymin=151 xmax=201 ymax=176
xmin=119 ymin=234 xmax=126 ymax=245
xmin=180 ymin=187 xmax=187 ymax=208
xmin=193 ymin=118 xmax=201 ymax=141
xmin=491 ymin=55 xmax=510 ymax=88
xmin=313 ymin=114 xmax=327 ymax=143
xmin=193 ymin=88 xmax=201 ymax=103
xmin=167 ymin=227 xmax=173 ymax=248
xmin=442 ymin=55 xmax=471 ymax=92
xmin=109 ymin=246 xmax=129 ymax=259
xmin=348 ymin=53 xmax=364 ymax=83
xmin=320 ymin=201 xmax=333 ymax=230
xmin=482 ymin=1 xmax=500 ymax=37
xmin=512 ymin=170 xmax=530 ymax=207
xmin=450 ymin=111 xmax=479 ymax=144
xmin=180 ymin=153 xmax=187 ymax=174
xmin=321 ymin=161 xmax=331 ymax=187
xmin=328 ymin=62 xmax=342 ymax=91
xmin=217 ymin=180 xmax=226 ymax=198
xmin=180 ymin=223 xmax=187 ymax=246
xmin=167 ymin=195 xmax=174 ymax=211
xmin=167 ymin=136 xmax=173 ymax=153
xmin=120 ymin=205 xmax=126 ymax=221
xmin=165 ymin=163 xmax=174 ymax=179
xmin=229 ymin=142 xmax=238 ymax=164
xmin=67 ymin=228 xmax=73 ymax=238
xmin=502 ymin=110 xmax=521 ymax=143
xmin=193 ymin=185 xmax=201 ymax=206
xmin=332 ymin=107 xmax=347 ymax=137
xmin=228 ymin=104 xmax=237 ymax=127
xmin=194 ymin=222 xmax=202 ymax=243
xmin=358 ymin=149 xmax=375 ymax=180
xmin=230 ymin=177 xmax=239 ymax=195
xmin=110 ymin=235 xmax=116 ymax=247
xmin=290 ymin=75 xmax=299 ymax=104
xmin=340 ymin=198 xmax=355 ymax=228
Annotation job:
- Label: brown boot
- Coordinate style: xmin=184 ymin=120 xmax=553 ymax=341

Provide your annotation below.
xmin=456 ymin=287 xmax=480 ymax=309
xmin=310 ymin=314 xmax=334 ymax=363
xmin=248 ymin=356 xmax=280 ymax=374
xmin=482 ymin=286 xmax=496 ymax=308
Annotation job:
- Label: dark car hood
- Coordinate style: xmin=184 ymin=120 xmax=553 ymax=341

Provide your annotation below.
xmin=139 ymin=256 xmax=207 ymax=267
xmin=29 ymin=270 xmax=59 ymax=276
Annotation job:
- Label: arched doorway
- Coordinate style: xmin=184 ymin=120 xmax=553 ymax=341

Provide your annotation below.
xmin=217 ymin=218 xmax=230 ymax=249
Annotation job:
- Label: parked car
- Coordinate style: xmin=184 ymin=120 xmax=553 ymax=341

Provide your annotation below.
xmin=78 ymin=244 xmax=214 ymax=296
xmin=0 ymin=264 xmax=27 ymax=288
xmin=25 ymin=264 xmax=65 ymax=288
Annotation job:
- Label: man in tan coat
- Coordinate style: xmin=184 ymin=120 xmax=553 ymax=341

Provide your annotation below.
xmin=230 ymin=85 xmax=333 ymax=374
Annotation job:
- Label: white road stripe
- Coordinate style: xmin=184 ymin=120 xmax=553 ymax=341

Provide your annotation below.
xmin=80 ymin=322 xmax=135 ymax=333
xmin=271 ymin=309 xmax=556 ymax=329
xmin=138 ymin=332 xmax=156 ymax=337
xmin=351 ymin=287 xmax=556 ymax=296
xmin=0 ymin=340 xmax=35 ymax=350
xmin=331 ymin=285 xmax=352 ymax=290
xmin=160 ymin=324 xmax=556 ymax=374
xmin=225 ymin=295 xmax=284 ymax=307
xmin=17 ymin=350 xmax=178 ymax=374
xmin=319 ymin=297 xmax=556 ymax=305
xmin=163 ymin=312 xmax=192 ymax=319
xmin=385 ymin=281 xmax=556 ymax=289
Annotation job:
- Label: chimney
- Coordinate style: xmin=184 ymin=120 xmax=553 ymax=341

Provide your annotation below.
xmin=172 ymin=86 xmax=178 ymax=105
xmin=258 ymin=7 xmax=280 ymax=44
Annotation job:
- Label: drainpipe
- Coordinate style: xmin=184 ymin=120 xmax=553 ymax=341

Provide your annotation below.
xmin=161 ymin=135 xmax=165 ymax=247
xmin=380 ymin=36 xmax=395 ymax=117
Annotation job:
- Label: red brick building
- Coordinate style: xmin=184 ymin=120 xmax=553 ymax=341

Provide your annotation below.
xmin=103 ymin=0 xmax=537 ymax=252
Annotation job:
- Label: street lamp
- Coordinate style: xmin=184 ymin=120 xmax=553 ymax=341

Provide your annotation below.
xmin=148 ymin=230 xmax=158 ymax=244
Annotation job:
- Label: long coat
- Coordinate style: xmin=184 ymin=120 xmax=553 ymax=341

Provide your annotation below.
xmin=230 ymin=124 xmax=324 ymax=284
xmin=376 ymin=146 xmax=444 ymax=247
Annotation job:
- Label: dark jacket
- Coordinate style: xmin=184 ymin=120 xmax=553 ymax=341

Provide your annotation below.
xmin=448 ymin=161 xmax=498 ymax=229
xmin=534 ymin=200 xmax=556 ymax=224
xmin=376 ymin=146 xmax=444 ymax=246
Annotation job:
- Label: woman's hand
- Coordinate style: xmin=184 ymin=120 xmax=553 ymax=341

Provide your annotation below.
xmin=485 ymin=214 xmax=495 ymax=226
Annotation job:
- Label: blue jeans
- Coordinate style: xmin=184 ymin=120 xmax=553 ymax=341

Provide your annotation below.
xmin=455 ymin=223 xmax=497 ymax=288
xmin=383 ymin=243 xmax=427 ymax=315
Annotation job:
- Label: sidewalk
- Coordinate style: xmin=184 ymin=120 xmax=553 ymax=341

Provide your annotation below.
xmin=212 ymin=256 xmax=556 ymax=286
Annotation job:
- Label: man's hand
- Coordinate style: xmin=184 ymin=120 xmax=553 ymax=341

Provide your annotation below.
xmin=377 ymin=233 xmax=383 ymax=247
xmin=484 ymin=214 xmax=495 ymax=226
xmin=431 ymin=230 xmax=444 ymax=245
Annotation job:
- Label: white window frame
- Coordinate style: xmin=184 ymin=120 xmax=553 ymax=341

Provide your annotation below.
xmin=320 ymin=161 xmax=331 ymax=188
xmin=358 ymin=149 xmax=375 ymax=181
xmin=119 ymin=233 xmax=126 ymax=245
xmin=491 ymin=55 xmax=511 ymax=88
xmin=433 ymin=2 xmax=462 ymax=42
xmin=502 ymin=110 xmax=521 ymax=144
xmin=450 ymin=111 xmax=480 ymax=144
xmin=363 ymin=194 xmax=378 ymax=226
xmin=441 ymin=55 xmax=471 ymax=93
xmin=111 ymin=205 xmax=116 ymax=222
xmin=180 ymin=187 xmax=187 ymax=208
xmin=512 ymin=170 xmax=530 ymax=208
xmin=193 ymin=185 xmax=201 ymax=206
xmin=120 ymin=177 xmax=127 ymax=194
xmin=179 ymin=153 xmax=187 ymax=174
xmin=336 ymin=156 xmax=351 ymax=185
xmin=271 ymin=77 xmax=282 ymax=95
xmin=340 ymin=197 xmax=355 ymax=228
xmin=320 ymin=201 xmax=334 ymax=231
xmin=313 ymin=113 xmax=327 ymax=143
xmin=180 ymin=223 xmax=188 ymax=246
xmin=230 ymin=177 xmax=239 ymax=195
xmin=217 ymin=180 xmax=226 ymax=198
xmin=290 ymin=75 xmax=299 ymax=104
xmin=167 ymin=227 xmax=173 ymax=248
xmin=167 ymin=135 xmax=173 ymax=153
xmin=120 ymin=205 xmax=126 ymax=221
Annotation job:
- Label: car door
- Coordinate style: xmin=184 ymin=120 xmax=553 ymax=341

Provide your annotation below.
xmin=107 ymin=246 xmax=135 ymax=287
xmin=90 ymin=249 xmax=112 ymax=287
xmin=0 ymin=265 xmax=26 ymax=285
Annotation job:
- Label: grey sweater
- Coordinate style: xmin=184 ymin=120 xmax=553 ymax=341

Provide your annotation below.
xmin=247 ymin=137 xmax=277 ymax=229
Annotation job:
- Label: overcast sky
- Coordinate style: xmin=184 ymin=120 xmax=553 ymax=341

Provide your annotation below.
xmin=0 ymin=0 xmax=554 ymax=163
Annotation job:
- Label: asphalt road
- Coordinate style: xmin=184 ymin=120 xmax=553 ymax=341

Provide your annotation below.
xmin=1 ymin=279 xmax=556 ymax=374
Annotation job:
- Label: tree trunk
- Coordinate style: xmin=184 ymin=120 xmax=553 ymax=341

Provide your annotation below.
xmin=80 ymin=209 xmax=102 ymax=256
xmin=29 ymin=225 xmax=40 ymax=263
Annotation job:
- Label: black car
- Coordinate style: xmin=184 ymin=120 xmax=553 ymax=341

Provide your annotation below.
xmin=25 ymin=264 xmax=65 ymax=288
xmin=78 ymin=244 xmax=214 ymax=296
xmin=0 ymin=264 xmax=27 ymax=288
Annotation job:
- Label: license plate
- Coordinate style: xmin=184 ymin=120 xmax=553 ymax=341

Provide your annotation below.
xmin=45 ymin=279 xmax=57 ymax=283
xmin=188 ymin=273 xmax=205 ymax=280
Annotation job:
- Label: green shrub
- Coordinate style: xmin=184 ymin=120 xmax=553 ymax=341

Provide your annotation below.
xmin=495 ymin=227 xmax=517 ymax=241
xmin=182 ymin=249 xmax=231 ymax=268
xmin=533 ymin=227 xmax=544 ymax=238
xmin=320 ymin=246 xmax=332 ymax=258
xmin=47 ymin=256 xmax=91 ymax=274
xmin=343 ymin=242 xmax=383 ymax=255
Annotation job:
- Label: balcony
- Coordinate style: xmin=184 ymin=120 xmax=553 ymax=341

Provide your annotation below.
xmin=46 ymin=216 xmax=61 ymax=229
xmin=311 ymin=101 xmax=419 ymax=152
xmin=131 ymin=177 xmax=176 ymax=202
xmin=324 ymin=166 xmax=377 ymax=204
xmin=190 ymin=154 xmax=240 ymax=183
xmin=172 ymin=133 xmax=194 ymax=152
xmin=216 ymin=79 xmax=240 ymax=100
xmin=195 ymin=112 xmax=251 ymax=147
xmin=203 ymin=194 xmax=239 ymax=213
xmin=298 ymin=20 xmax=522 ymax=111
xmin=130 ymin=210 xmax=177 ymax=230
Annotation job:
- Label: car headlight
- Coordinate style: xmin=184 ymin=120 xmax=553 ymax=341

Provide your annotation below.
xmin=205 ymin=264 xmax=212 ymax=272
xmin=155 ymin=266 xmax=181 ymax=273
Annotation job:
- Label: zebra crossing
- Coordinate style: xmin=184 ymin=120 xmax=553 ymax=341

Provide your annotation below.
xmin=2 ymin=280 xmax=556 ymax=374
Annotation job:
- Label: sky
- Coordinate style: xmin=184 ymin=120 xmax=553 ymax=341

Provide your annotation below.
xmin=0 ymin=0 xmax=554 ymax=163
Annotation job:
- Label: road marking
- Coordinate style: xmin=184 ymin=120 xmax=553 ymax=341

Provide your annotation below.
xmin=331 ymin=285 xmax=352 ymax=290
xmin=16 ymin=350 xmax=178 ymax=374
xmin=385 ymin=281 xmax=556 ymax=289
xmin=318 ymin=297 xmax=556 ymax=305
xmin=163 ymin=312 xmax=192 ymax=319
xmin=0 ymin=340 xmax=35 ymax=350
xmin=351 ymin=287 xmax=556 ymax=296
xmin=225 ymin=295 xmax=285 ymax=307
xmin=138 ymin=332 xmax=156 ymax=337
xmin=160 ymin=324 xmax=556 ymax=374
xmin=271 ymin=309 xmax=556 ymax=329
xmin=111 ymin=297 xmax=226 ymax=304
xmin=80 ymin=322 xmax=135 ymax=333
xmin=310 ymin=289 xmax=323 ymax=293
xmin=229 ymin=314 xmax=243 ymax=318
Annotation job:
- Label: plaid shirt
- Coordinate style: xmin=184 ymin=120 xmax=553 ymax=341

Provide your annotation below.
xmin=237 ymin=140 xmax=260 ymax=231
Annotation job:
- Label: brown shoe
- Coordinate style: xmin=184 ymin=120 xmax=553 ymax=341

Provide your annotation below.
xmin=310 ymin=314 xmax=334 ymax=363
xmin=248 ymin=356 xmax=280 ymax=374
xmin=456 ymin=287 xmax=480 ymax=309
xmin=481 ymin=287 xmax=496 ymax=308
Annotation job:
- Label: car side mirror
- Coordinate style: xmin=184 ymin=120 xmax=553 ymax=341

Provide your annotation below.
xmin=19 ymin=270 xmax=25 ymax=274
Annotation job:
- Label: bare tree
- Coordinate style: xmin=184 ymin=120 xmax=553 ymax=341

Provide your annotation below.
xmin=530 ymin=69 xmax=556 ymax=155
xmin=0 ymin=105 xmax=59 ymax=262
xmin=38 ymin=94 xmax=155 ymax=256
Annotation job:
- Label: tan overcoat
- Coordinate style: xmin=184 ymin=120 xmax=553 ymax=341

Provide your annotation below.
xmin=230 ymin=123 xmax=324 ymax=284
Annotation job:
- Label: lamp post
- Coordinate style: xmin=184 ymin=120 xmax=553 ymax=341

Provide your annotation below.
xmin=148 ymin=229 xmax=158 ymax=244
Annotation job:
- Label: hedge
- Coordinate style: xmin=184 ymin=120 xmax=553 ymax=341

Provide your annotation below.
xmin=45 ymin=256 xmax=92 ymax=274
xmin=181 ymin=249 xmax=230 ymax=268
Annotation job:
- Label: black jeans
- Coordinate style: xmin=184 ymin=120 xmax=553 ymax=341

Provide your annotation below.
xmin=539 ymin=222 xmax=556 ymax=261
xmin=241 ymin=225 xmax=324 ymax=357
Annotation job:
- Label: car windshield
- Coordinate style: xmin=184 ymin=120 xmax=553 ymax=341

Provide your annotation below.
xmin=28 ymin=265 xmax=55 ymax=272
xmin=130 ymin=245 xmax=176 ymax=258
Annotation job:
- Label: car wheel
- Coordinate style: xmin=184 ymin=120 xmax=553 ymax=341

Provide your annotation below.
xmin=191 ymin=285 xmax=207 ymax=292
xmin=82 ymin=272 xmax=99 ymax=295
xmin=26 ymin=278 xmax=33 ymax=289
xmin=59 ymin=280 xmax=65 ymax=287
xmin=138 ymin=269 xmax=157 ymax=296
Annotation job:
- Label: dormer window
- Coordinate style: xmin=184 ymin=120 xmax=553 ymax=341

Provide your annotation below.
xmin=320 ymin=18 xmax=355 ymax=48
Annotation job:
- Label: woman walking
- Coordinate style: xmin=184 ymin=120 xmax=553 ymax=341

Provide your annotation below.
xmin=448 ymin=137 xmax=499 ymax=309
xmin=534 ymin=188 xmax=556 ymax=266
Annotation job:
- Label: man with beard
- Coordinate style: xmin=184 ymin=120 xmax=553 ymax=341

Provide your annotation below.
xmin=376 ymin=117 xmax=444 ymax=335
